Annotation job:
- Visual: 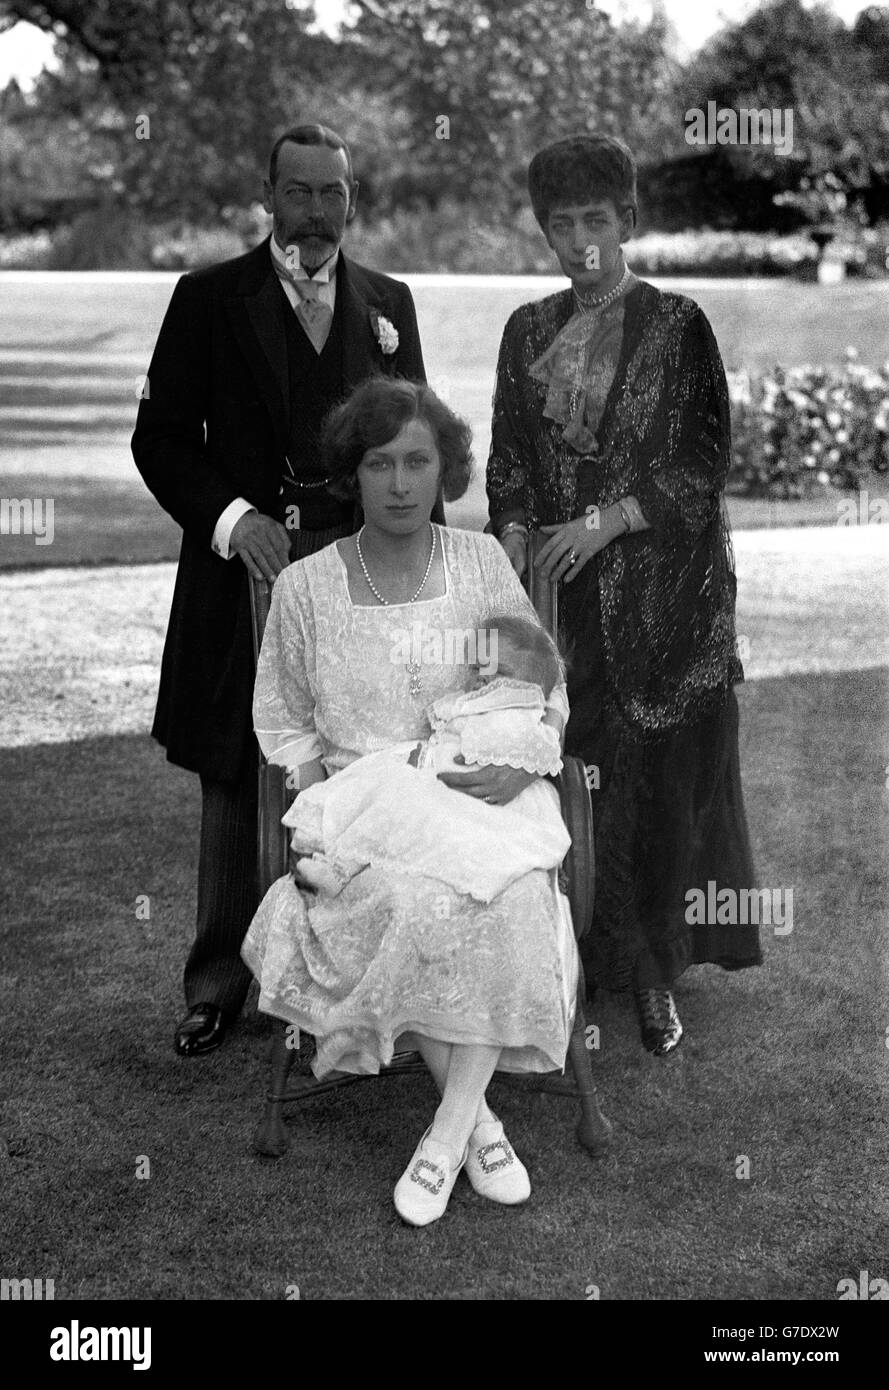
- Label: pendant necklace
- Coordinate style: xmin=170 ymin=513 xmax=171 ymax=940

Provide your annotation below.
xmin=355 ymin=524 xmax=437 ymax=697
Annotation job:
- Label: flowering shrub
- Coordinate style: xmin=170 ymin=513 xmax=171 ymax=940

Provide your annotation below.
xmin=628 ymin=229 xmax=820 ymax=277
xmin=727 ymin=350 xmax=889 ymax=497
xmin=629 ymin=227 xmax=889 ymax=278
xmin=0 ymin=230 xmax=52 ymax=267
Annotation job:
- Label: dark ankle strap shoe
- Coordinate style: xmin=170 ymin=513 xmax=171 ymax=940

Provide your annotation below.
xmin=634 ymin=988 xmax=684 ymax=1056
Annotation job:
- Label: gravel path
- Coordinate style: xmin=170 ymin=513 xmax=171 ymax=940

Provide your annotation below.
xmin=2 ymin=525 xmax=886 ymax=749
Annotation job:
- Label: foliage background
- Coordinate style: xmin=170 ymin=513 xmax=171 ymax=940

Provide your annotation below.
xmin=1 ymin=0 xmax=888 ymax=269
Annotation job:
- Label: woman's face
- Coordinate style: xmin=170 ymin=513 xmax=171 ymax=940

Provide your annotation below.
xmin=356 ymin=417 xmax=442 ymax=535
xmin=545 ymin=196 xmax=633 ymax=290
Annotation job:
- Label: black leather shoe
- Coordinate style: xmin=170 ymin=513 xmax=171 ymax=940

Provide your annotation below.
xmin=174 ymin=1003 xmax=231 ymax=1057
xmin=634 ymin=989 xmax=684 ymax=1056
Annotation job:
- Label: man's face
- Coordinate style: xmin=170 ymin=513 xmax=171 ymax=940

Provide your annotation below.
xmin=545 ymin=197 xmax=633 ymax=288
xmin=263 ymin=142 xmax=358 ymax=273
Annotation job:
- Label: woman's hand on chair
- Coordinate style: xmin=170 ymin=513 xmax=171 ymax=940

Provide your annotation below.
xmin=535 ymin=509 xmax=623 ymax=583
xmin=437 ymin=756 xmax=535 ymax=805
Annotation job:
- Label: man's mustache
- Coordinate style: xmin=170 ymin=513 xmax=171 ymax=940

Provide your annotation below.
xmin=294 ymin=224 xmax=336 ymax=240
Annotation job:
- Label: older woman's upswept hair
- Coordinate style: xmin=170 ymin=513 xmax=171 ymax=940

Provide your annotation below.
xmin=528 ymin=134 xmax=637 ymax=232
xmin=320 ymin=376 xmax=474 ymax=503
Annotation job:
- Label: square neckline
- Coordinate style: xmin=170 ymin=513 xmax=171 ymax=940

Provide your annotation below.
xmin=333 ymin=523 xmax=451 ymax=608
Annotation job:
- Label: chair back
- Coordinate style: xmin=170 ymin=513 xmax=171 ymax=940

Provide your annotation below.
xmin=249 ymin=577 xmax=274 ymax=665
xmin=249 ymin=575 xmax=291 ymax=895
xmin=520 ymin=533 xmax=595 ymax=941
xmin=525 ymin=532 xmax=558 ymax=636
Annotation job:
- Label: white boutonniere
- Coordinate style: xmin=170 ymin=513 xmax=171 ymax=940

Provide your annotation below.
xmin=370 ymin=309 xmax=399 ymax=355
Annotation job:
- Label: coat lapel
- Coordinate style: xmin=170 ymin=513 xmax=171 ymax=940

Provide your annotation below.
xmin=338 ymin=254 xmax=386 ymax=392
xmin=224 ymin=239 xmax=290 ymax=451
xmin=223 ymin=245 xmax=394 ymax=451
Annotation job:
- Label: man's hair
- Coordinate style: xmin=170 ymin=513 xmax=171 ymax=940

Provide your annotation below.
xmin=480 ymin=613 xmax=565 ymax=697
xmin=528 ymin=134 xmax=637 ymax=232
xmin=268 ymin=123 xmax=354 ymax=185
xmin=320 ymin=376 xmax=473 ymax=504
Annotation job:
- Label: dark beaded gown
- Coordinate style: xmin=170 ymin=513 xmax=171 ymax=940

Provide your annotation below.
xmin=486 ymin=275 xmax=762 ymax=991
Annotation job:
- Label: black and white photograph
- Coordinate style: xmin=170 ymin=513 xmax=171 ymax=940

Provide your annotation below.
xmin=1 ymin=0 xmax=887 ymax=1338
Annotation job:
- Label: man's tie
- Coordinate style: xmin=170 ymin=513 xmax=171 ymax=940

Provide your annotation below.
xmin=286 ymin=275 xmax=334 ymax=354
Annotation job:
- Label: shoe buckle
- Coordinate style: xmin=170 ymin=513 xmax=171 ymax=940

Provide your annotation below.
xmin=410 ymin=1157 xmax=445 ymax=1195
xmin=476 ymin=1138 xmax=513 ymax=1174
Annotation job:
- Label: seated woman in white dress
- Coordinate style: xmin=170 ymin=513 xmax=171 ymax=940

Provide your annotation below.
xmin=286 ymin=612 xmax=571 ymax=902
xmin=241 ymin=377 xmax=579 ymax=1227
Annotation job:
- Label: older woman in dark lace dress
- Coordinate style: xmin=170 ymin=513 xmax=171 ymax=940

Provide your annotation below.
xmin=486 ymin=134 xmax=761 ymax=1055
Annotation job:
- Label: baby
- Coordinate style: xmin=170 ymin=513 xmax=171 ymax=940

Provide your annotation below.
xmin=283 ymin=614 xmax=571 ymax=903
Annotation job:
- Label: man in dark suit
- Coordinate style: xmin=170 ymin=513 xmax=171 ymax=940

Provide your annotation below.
xmin=133 ymin=123 xmax=436 ymax=1056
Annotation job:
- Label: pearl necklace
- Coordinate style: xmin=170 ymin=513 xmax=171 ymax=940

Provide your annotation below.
xmin=356 ymin=524 xmax=437 ymax=697
xmin=356 ymin=523 xmax=436 ymax=606
xmin=573 ymin=262 xmax=631 ymax=314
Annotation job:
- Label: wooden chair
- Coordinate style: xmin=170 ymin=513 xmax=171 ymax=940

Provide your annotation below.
xmin=248 ymin=533 xmax=612 ymax=1160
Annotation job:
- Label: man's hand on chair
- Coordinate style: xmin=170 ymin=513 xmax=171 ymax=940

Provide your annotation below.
xmin=231 ymin=512 xmax=290 ymax=583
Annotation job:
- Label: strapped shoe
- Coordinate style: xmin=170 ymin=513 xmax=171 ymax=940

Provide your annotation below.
xmin=394 ymin=1127 xmax=467 ymax=1227
xmin=465 ymin=1115 xmax=531 ymax=1205
xmin=634 ymin=988 xmax=684 ymax=1056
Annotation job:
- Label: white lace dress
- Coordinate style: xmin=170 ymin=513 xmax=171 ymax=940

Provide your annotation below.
xmin=241 ymin=526 xmax=579 ymax=1077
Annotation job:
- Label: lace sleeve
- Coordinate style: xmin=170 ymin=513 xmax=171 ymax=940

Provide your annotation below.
xmin=478 ymin=531 xmax=540 ymax=623
xmin=460 ymin=716 xmax=563 ymax=776
xmin=252 ymin=569 xmax=322 ymax=767
xmin=546 ymin=681 xmax=569 ymax=726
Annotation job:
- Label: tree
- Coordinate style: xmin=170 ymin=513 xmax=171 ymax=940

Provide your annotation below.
xmin=680 ymin=0 xmax=889 ymax=198
xmin=0 ymin=2 xmax=351 ymax=218
xmin=343 ymin=0 xmax=678 ymax=212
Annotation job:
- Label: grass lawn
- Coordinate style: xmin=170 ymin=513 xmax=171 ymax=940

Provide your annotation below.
xmin=1 ymin=668 xmax=886 ymax=1300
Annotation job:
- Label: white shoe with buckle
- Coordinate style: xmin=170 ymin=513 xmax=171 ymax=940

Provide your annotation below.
xmin=394 ymin=1127 xmax=467 ymax=1227
xmin=465 ymin=1115 xmax=531 ymax=1205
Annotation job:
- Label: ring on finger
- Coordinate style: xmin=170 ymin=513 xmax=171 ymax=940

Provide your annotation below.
xmin=567 ymin=547 xmax=578 ymax=566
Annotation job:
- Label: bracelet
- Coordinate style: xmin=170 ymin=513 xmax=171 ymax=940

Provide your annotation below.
xmin=498 ymin=521 xmax=529 ymax=541
xmin=617 ymin=501 xmax=633 ymax=534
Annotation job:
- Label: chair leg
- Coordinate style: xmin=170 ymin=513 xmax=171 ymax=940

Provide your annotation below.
xmin=253 ymin=1019 xmax=297 ymax=1158
xmin=568 ymin=985 xmax=613 ymax=1158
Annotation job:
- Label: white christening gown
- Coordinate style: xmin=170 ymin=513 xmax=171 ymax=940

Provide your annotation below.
xmin=284 ymin=677 xmax=571 ymax=902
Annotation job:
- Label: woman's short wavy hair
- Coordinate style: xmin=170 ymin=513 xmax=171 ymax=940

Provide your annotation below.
xmin=320 ymin=376 xmax=474 ymax=503
xmin=528 ymin=134 xmax=637 ymax=232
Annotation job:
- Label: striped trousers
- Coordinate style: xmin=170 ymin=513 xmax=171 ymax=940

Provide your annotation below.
xmin=183 ymin=522 xmax=350 ymax=1015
